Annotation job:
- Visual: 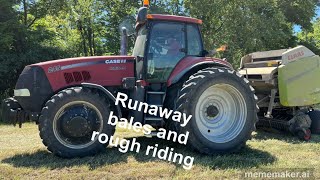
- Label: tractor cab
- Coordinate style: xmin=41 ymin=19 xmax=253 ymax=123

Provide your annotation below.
xmin=126 ymin=4 xmax=207 ymax=127
xmin=133 ymin=12 xmax=205 ymax=83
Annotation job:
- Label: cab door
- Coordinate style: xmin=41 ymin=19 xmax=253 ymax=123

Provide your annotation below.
xmin=146 ymin=22 xmax=186 ymax=83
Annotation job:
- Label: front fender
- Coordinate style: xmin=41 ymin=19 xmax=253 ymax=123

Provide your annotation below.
xmin=81 ymin=83 xmax=122 ymax=118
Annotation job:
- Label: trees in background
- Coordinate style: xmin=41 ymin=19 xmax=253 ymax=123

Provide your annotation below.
xmin=297 ymin=19 xmax=320 ymax=55
xmin=0 ymin=0 xmax=319 ymax=96
xmin=185 ymin=0 xmax=319 ymax=66
xmin=0 ymin=0 xmax=69 ymax=97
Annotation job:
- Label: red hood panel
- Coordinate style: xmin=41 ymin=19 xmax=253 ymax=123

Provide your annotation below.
xmin=33 ymin=56 xmax=135 ymax=66
xmin=31 ymin=56 xmax=135 ymax=91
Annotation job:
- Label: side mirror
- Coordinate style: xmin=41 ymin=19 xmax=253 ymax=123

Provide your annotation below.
xmin=137 ymin=7 xmax=148 ymax=24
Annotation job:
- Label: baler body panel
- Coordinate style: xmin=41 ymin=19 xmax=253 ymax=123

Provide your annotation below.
xmin=278 ymin=55 xmax=320 ymax=106
xmin=238 ymin=45 xmax=320 ymax=106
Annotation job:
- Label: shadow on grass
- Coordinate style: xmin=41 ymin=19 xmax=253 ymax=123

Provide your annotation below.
xmin=254 ymin=129 xmax=320 ymax=144
xmin=2 ymin=136 xmax=277 ymax=170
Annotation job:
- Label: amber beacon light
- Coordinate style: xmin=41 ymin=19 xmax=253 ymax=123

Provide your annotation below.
xmin=143 ymin=0 xmax=150 ymax=7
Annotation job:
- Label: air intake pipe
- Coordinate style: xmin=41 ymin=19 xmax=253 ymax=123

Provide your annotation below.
xmin=120 ymin=27 xmax=128 ymax=56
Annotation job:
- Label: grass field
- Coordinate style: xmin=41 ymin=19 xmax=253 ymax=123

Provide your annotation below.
xmin=0 ymin=122 xmax=319 ymax=179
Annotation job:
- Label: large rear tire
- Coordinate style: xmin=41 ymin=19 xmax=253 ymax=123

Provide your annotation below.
xmin=176 ymin=67 xmax=258 ymax=154
xmin=39 ymin=87 xmax=115 ymax=158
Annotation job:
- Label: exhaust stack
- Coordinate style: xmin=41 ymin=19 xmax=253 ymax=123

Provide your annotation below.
xmin=120 ymin=27 xmax=128 ymax=56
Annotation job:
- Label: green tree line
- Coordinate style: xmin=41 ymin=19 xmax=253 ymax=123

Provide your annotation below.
xmin=0 ymin=0 xmax=319 ymax=98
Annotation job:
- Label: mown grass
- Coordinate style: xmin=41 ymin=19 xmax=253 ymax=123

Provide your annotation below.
xmin=0 ymin=123 xmax=319 ymax=179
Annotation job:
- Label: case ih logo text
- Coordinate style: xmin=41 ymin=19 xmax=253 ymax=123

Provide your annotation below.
xmin=105 ymin=59 xmax=127 ymax=64
xmin=288 ymin=51 xmax=304 ymax=61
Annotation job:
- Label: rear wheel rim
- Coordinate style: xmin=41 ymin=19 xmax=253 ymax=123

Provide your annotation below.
xmin=53 ymin=101 xmax=104 ymax=149
xmin=195 ymin=83 xmax=247 ymax=143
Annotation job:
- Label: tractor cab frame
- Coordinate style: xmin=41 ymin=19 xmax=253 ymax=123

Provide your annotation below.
xmin=133 ymin=7 xmax=206 ymax=84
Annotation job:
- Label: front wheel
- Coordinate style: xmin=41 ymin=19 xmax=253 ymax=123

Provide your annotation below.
xmin=176 ymin=67 xmax=258 ymax=154
xmin=38 ymin=87 xmax=115 ymax=158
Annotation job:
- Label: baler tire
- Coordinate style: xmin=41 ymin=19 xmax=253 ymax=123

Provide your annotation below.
xmin=176 ymin=67 xmax=258 ymax=154
xmin=308 ymin=110 xmax=320 ymax=134
xmin=38 ymin=87 xmax=115 ymax=158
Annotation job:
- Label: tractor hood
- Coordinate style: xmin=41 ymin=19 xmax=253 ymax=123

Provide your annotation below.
xmin=15 ymin=55 xmax=135 ymax=111
xmin=32 ymin=56 xmax=135 ymax=71
xmin=14 ymin=55 xmax=135 ymax=112
xmin=28 ymin=56 xmax=135 ymax=91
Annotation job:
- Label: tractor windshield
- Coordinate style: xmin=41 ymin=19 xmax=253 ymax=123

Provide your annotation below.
xmin=133 ymin=25 xmax=147 ymax=57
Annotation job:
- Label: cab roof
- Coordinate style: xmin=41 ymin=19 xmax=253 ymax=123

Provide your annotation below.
xmin=147 ymin=14 xmax=203 ymax=24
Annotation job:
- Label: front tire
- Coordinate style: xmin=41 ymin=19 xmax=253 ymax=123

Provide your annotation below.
xmin=176 ymin=67 xmax=258 ymax=154
xmin=39 ymin=87 xmax=115 ymax=158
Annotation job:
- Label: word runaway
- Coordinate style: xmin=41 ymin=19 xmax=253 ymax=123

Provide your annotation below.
xmin=115 ymin=92 xmax=192 ymax=127
xmin=107 ymin=111 xmax=189 ymax=145
xmin=91 ymin=131 xmax=194 ymax=170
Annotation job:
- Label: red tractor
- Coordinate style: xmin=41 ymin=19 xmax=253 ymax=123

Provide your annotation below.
xmin=1 ymin=2 xmax=258 ymax=157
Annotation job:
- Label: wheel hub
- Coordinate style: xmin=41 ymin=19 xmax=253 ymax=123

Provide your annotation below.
xmin=206 ymin=105 xmax=219 ymax=119
xmin=62 ymin=114 xmax=92 ymax=137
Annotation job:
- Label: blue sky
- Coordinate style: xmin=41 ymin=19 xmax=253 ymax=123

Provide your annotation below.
xmin=294 ymin=7 xmax=320 ymax=33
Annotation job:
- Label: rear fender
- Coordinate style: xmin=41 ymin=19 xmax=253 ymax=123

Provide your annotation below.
xmin=167 ymin=56 xmax=233 ymax=86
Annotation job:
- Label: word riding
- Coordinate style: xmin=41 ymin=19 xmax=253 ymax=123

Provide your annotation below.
xmin=91 ymin=131 xmax=193 ymax=170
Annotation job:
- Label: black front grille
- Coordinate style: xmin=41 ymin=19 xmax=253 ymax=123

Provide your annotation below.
xmin=82 ymin=71 xmax=91 ymax=81
xmin=64 ymin=73 xmax=74 ymax=84
xmin=64 ymin=71 xmax=91 ymax=84
xmin=73 ymin=72 xmax=82 ymax=82
xmin=15 ymin=66 xmax=53 ymax=112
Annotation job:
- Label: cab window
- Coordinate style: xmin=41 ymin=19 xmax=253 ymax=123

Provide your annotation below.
xmin=147 ymin=22 xmax=186 ymax=82
xmin=187 ymin=24 xmax=203 ymax=56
